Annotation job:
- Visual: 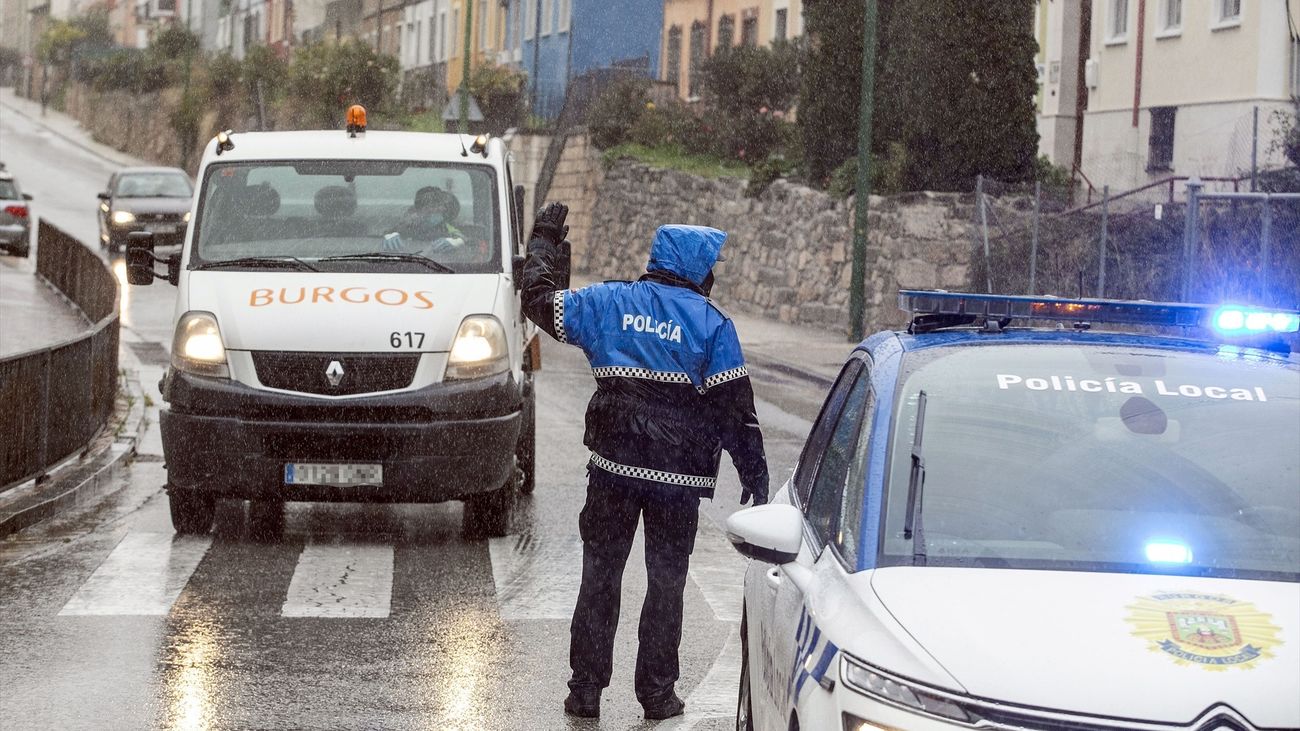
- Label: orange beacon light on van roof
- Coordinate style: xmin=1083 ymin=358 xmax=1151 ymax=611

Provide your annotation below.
xmin=346 ymin=105 xmax=367 ymax=137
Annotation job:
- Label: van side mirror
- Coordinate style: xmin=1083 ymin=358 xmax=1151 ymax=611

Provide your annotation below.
xmin=22 ymin=193 xmax=33 ymax=201
xmin=97 ymin=191 xmax=111 ymax=201
xmin=126 ymin=234 xmax=182 ymax=287
xmin=725 ymin=504 xmax=804 ymax=564
xmin=512 ymin=255 xmax=525 ymax=290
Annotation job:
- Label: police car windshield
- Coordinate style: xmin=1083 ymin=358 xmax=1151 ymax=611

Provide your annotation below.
xmin=190 ymin=161 xmax=499 ymax=273
xmin=880 ymin=343 xmax=1300 ymax=582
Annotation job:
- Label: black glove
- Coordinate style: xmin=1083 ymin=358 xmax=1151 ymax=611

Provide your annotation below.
xmin=532 ymin=203 xmax=569 ymax=246
xmin=740 ymin=482 xmax=769 ymax=507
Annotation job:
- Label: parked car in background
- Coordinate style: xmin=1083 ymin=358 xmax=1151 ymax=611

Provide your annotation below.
xmin=98 ymin=167 xmax=194 ymax=252
xmin=0 ymin=165 xmax=33 ymax=257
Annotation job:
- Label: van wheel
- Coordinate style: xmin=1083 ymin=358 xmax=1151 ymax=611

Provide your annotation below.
xmin=463 ymin=481 xmax=514 ymax=538
xmin=517 ymin=378 xmax=536 ymax=495
xmin=169 ymin=489 xmax=215 ymax=534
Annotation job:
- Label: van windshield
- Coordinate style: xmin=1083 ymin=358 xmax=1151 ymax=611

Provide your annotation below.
xmin=191 ymin=160 xmax=500 ymax=273
xmin=880 ymin=344 xmax=1300 ymax=582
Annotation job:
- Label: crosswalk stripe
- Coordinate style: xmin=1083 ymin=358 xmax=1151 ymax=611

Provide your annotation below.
xmin=489 ymin=532 xmax=584 ymax=620
xmin=280 ymin=543 xmax=394 ymax=618
xmin=58 ymin=532 xmax=212 ymax=616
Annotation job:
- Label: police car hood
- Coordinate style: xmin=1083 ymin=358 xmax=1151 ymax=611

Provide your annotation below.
xmin=187 ymin=271 xmax=500 ymax=352
xmin=868 ymin=567 xmax=1299 ymax=727
xmin=646 ymin=225 xmax=726 ymax=286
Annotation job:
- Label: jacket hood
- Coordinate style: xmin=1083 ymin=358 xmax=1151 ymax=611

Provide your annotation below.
xmin=646 ymin=225 xmax=727 ymax=286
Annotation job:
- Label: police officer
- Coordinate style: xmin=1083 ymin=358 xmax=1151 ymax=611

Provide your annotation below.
xmin=521 ymin=203 xmax=769 ymax=720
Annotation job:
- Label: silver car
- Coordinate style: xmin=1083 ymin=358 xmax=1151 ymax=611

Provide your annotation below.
xmin=0 ymin=166 xmax=33 ymax=258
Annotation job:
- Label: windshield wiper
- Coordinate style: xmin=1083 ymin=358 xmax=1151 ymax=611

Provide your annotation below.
xmin=319 ymin=253 xmax=454 ymax=274
xmin=195 ymin=256 xmax=318 ymax=272
xmin=902 ymin=390 xmax=928 ymax=566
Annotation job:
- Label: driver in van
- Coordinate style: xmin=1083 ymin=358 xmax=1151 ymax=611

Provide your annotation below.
xmin=397 ymin=186 xmax=463 ymax=243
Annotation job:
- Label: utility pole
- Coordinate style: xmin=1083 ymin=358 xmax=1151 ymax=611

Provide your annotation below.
xmin=848 ymin=0 xmax=880 ymax=342
xmin=458 ymin=0 xmax=473 ymax=133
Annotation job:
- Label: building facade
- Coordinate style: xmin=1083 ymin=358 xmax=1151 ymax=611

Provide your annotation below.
xmin=1077 ymin=0 xmax=1300 ymax=190
xmin=1034 ymin=0 xmax=1087 ymax=171
xmin=661 ymin=0 xmax=802 ymax=101
xmin=493 ymin=0 xmax=664 ymax=118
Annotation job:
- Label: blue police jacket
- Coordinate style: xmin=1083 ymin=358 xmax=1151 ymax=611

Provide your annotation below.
xmin=522 ymin=224 xmax=769 ymax=500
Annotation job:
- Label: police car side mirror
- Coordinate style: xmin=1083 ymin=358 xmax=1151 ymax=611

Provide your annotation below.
xmin=726 ymin=504 xmax=803 ymax=564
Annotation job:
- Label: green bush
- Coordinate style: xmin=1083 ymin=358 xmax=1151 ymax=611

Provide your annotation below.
xmin=81 ymin=49 xmax=167 ymax=93
xmin=205 ymin=53 xmax=242 ymax=100
xmin=150 ymin=25 xmax=200 ymax=61
xmin=288 ymin=41 xmax=398 ymax=129
xmin=701 ymin=42 xmax=801 ymax=118
xmin=827 ymin=142 xmax=910 ymax=198
xmin=586 ymin=76 xmax=651 ymax=150
xmin=464 ymin=62 xmax=527 ymax=134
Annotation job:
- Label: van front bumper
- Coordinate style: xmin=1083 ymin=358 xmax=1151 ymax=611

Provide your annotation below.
xmin=160 ymin=370 xmax=522 ymax=503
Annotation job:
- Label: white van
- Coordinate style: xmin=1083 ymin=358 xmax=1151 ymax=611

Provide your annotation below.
xmin=127 ymin=119 xmax=539 ymax=537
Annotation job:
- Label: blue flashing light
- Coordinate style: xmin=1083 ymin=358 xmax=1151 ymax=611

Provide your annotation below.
xmin=898 ymin=291 xmax=1300 ymax=344
xmin=1212 ymin=306 xmax=1300 ymax=336
xmin=1145 ymin=540 xmax=1193 ymax=564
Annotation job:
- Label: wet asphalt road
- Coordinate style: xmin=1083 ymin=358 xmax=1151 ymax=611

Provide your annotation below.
xmin=0 ymin=102 xmax=831 ymax=729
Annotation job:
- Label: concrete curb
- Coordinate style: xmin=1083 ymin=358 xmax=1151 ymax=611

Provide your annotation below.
xmin=0 ymin=369 xmax=148 ymax=539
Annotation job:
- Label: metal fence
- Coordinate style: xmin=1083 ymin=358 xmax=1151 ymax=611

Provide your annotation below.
xmin=971 ymin=173 xmax=1300 ymax=310
xmin=0 ymin=221 xmax=120 ymax=490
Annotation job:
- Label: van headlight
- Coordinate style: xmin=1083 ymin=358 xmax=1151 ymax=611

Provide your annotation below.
xmin=112 ymin=210 xmax=136 ymax=225
xmin=445 ymin=315 xmax=509 ymax=380
xmin=842 ymin=657 xmax=972 ymax=725
xmin=171 ymin=311 xmax=230 ymax=378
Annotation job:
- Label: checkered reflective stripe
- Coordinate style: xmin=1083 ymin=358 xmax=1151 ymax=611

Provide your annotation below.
xmin=552 ymin=291 xmax=568 ymax=343
xmin=591 ymin=366 xmax=694 ymax=385
xmin=589 ymin=453 xmax=717 ymax=489
xmin=704 ymin=365 xmax=748 ymax=390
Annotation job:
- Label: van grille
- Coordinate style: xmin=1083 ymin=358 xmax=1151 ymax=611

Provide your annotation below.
xmin=251 ymin=352 xmax=420 ymax=396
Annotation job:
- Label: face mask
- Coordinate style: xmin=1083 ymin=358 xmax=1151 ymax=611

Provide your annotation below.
xmin=426 ymin=213 xmax=445 ymax=227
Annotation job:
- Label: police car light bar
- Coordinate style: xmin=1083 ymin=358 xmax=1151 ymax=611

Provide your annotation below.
xmin=899 ymin=290 xmax=1300 ymax=335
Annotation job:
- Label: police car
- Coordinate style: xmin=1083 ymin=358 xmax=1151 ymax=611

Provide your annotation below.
xmin=127 ymin=108 xmax=538 ymax=537
xmin=726 ymin=291 xmax=1299 ymax=731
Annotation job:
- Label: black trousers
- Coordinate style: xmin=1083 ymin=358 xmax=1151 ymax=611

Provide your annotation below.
xmin=568 ymin=470 xmax=700 ymax=704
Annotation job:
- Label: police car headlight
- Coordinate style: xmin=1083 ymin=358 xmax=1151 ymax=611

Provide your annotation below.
xmin=841 ymin=657 xmax=972 ymax=725
xmin=445 ymin=315 xmax=509 ymax=380
xmin=171 ymin=311 xmax=230 ymax=378
xmin=112 ymin=210 xmax=136 ymax=226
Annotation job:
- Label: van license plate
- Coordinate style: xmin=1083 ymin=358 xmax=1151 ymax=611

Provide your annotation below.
xmin=285 ymin=463 xmax=382 ymax=487
xmin=146 ymin=223 xmax=177 ymax=234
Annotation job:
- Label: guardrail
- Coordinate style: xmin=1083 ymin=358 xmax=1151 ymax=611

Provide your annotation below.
xmin=0 ymin=221 xmax=120 ymax=489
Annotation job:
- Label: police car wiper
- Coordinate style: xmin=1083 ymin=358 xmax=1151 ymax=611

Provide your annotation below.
xmin=319 ymin=253 xmax=454 ymax=274
xmin=195 ymin=256 xmax=318 ymax=272
xmin=902 ymin=390 xmax=928 ymax=566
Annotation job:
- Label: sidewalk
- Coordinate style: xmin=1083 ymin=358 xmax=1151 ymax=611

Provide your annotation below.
xmin=0 ymin=87 xmax=145 ymax=168
xmin=0 ymin=258 xmax=89 ymax=357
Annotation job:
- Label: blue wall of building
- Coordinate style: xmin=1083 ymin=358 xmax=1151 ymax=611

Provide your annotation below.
xmin=519 ymin=0 xmax=664 ymax=118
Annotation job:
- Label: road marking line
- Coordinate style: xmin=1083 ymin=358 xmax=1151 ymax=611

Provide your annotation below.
xmin=58 ymin=532 xmax=211 ymax=616
xmin=689 ymin=518 xmax=749 ymax=623
xmin=663 ymin=623 xmax=743 ymax=730
xmin=489 ymin=532 xmax=584 ymax=620
xmin=281 ymin=543 xmax=393 ymax=618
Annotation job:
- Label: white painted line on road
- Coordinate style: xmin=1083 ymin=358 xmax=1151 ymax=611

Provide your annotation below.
xmin=663 ymin=623 xmax=743 ymax=730
xmin=59 ymin=532 xmax=211 ymax=616
xmin=489 ymin=532 xmax=584 ymax=620
xmin=281 ymin=543 xmax=394 ymax=618
xmin=689 ymin=519 xmax=750 ymax=623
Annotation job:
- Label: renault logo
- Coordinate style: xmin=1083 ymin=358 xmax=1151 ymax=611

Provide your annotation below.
xmin=325 ymin=360 xmax=345 ymax=387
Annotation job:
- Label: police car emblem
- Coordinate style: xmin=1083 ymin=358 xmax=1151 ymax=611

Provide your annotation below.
xmin=1126 ymin=592 xmax=1281 ymax=670
xmin=325 ymin=360 xmax=345 ymax=387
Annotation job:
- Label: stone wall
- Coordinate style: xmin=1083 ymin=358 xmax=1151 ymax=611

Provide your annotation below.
xmin=545 ymin=132 xmax=606 ymax=264
xmin=578 ymin=161 xmax=976 ymax=334
xmin=62 ymin=83 xmax=237 ymax=174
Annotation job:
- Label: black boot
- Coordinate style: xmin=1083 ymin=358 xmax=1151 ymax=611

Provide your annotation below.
xmin=564 ymin=689 xmax=601 ymax=718
xmin=642 ymin=693 xmax=685 ymax=720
